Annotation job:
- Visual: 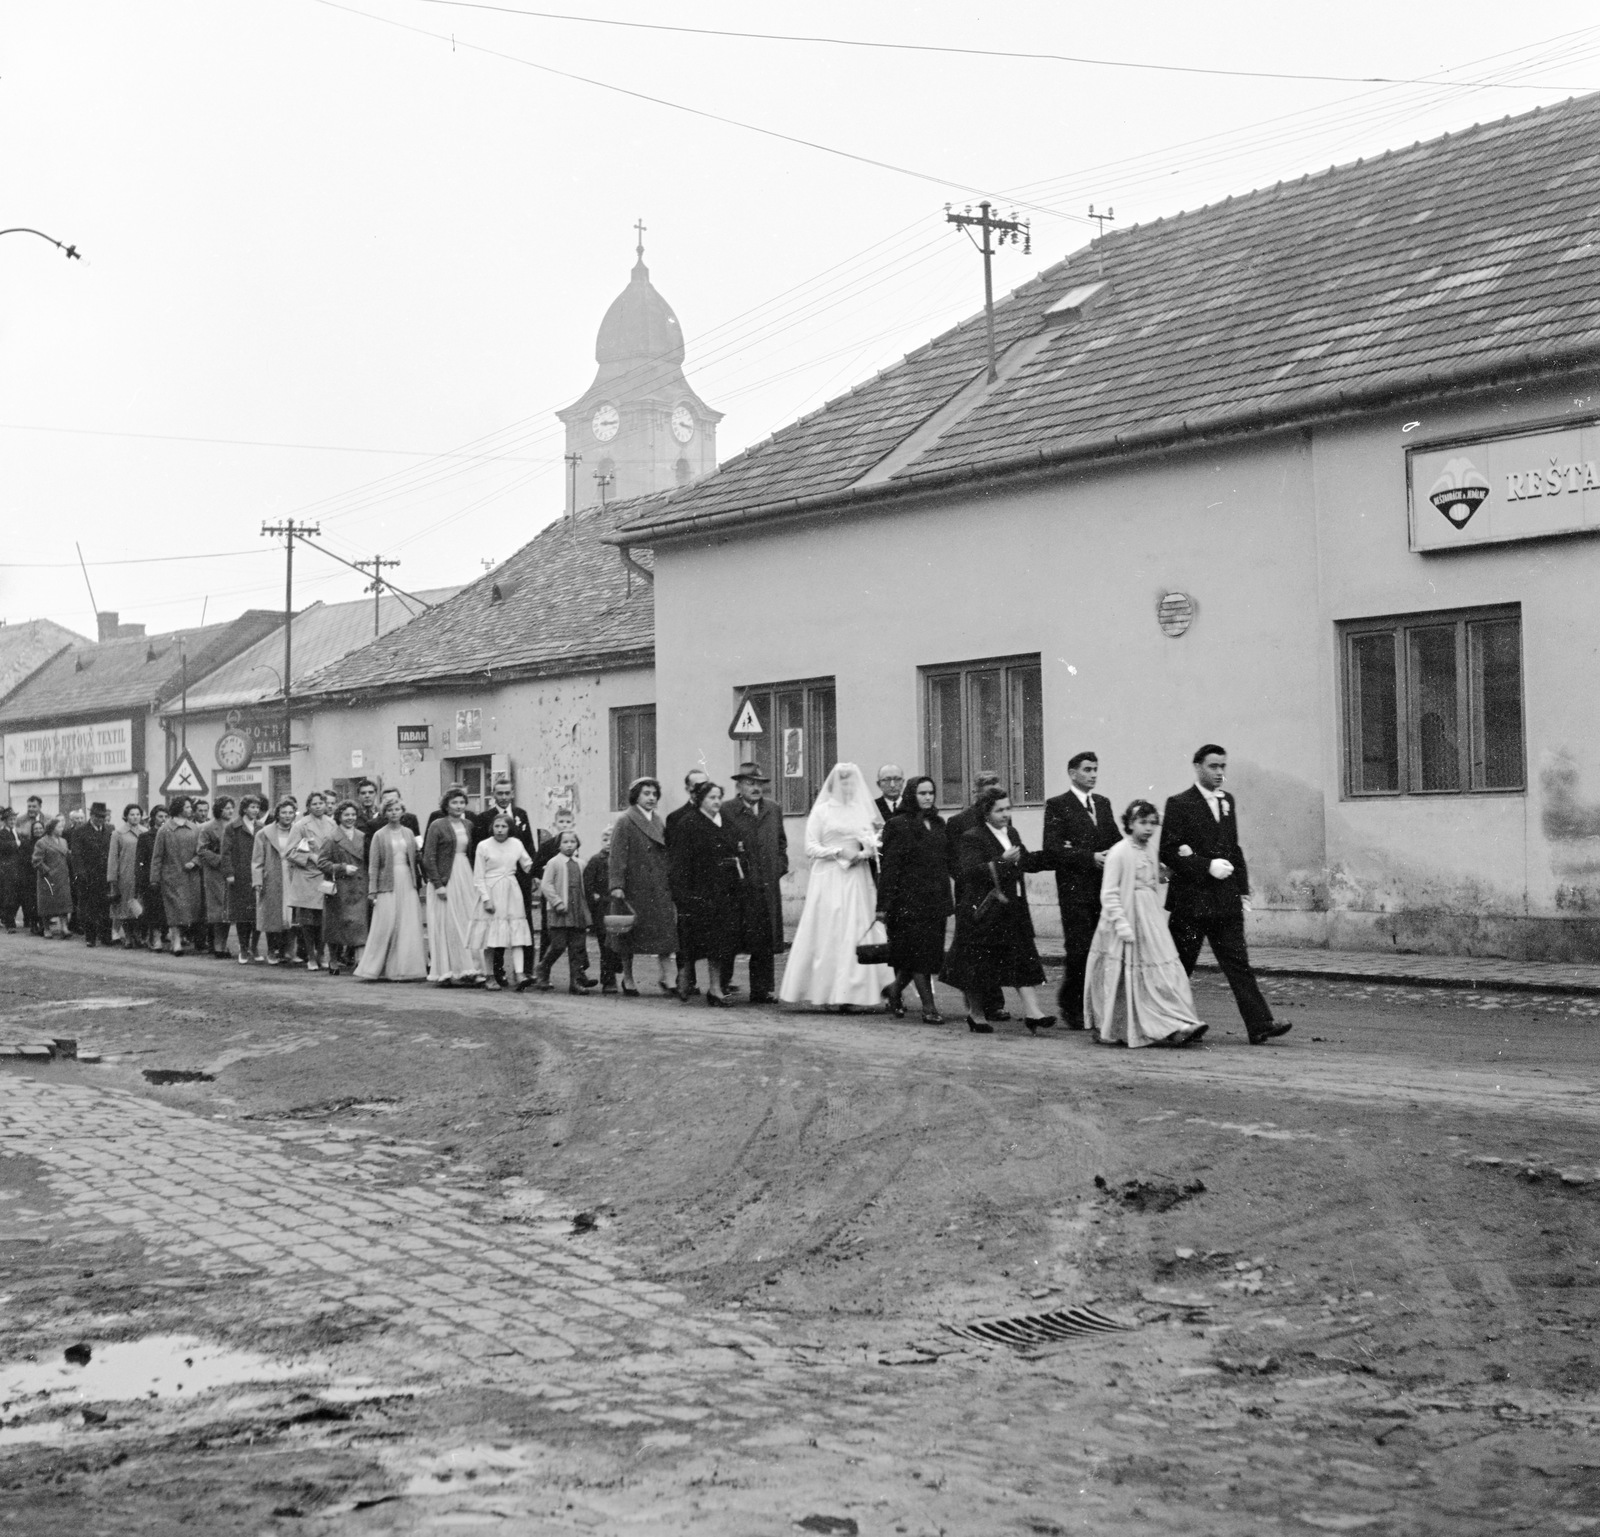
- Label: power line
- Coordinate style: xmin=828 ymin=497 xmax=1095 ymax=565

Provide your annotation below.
xmin=0 ymin=549 xmax=266 ymax=569
xmin=417 ymin=0 xmax=1600 ymax=93
xmin=0 ymin=420 xmax=544 ymax=460
xmin=313 ymin=0 xmax=1094 ymax=226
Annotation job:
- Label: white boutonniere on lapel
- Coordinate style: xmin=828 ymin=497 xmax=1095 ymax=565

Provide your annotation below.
xmin=1217 ymin=795 xmax=1230 ymax=817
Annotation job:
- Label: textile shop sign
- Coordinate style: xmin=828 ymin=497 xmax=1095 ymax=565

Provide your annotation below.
xmin=3 ymin=719 xmax=133 ymax=780
xmin=1409 ymin=419 xmax=1600 ymax=551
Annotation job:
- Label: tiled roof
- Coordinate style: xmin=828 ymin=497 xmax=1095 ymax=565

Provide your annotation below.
xmin=616 ymin=93 xmax=1600 ymax=543
xmin=159 ymin=587 xmax=459 ymax=716
xmin=294 ymin=495 xmax=664 ymax=702
xmin=0 ymin=620 xmax=89 ymax=705
xmin=0 ymin=611 xmax=282 ymax=730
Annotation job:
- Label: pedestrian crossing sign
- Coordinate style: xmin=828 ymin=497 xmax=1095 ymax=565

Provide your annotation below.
xmin=728 ymin=694 xmax=764 ymax=739
xmin=159 ymin=750 xmax=209 ymax=798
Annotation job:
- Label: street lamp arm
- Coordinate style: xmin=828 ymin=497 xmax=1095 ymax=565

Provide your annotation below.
xmin=0 ymin=228 xmax=81 ymax=259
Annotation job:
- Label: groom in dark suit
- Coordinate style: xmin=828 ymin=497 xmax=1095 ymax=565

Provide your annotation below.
xmin=1042 ymin=751 xmax=1120 ymax=1029
xmin=1161 ymin=744 xmax=1290 ymax=1045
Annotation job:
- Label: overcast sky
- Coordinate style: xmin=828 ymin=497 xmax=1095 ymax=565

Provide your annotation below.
xmin=4 ymin=1 xmax=1598 ymax=640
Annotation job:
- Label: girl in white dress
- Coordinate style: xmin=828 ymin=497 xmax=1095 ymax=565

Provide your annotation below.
xmin=1084 ymin=800 xmax=1208 ymax=1047
xmin=356 ymin=800 xmax=428 ymax=981
xmin=779 ymin=762 xmax=894 ymax=1010
xmin=469 ymin=813 xmax=535 ymax=990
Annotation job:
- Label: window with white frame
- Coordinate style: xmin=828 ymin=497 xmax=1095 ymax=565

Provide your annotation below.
xmin=735 ymin=679 xmax=836 ymax=815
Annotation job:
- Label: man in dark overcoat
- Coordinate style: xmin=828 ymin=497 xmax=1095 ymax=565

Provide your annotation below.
xmin=68 ymin=801 xmax=115 ymax=948
xmin=726 ymin=762 xmax=787 ymax=1003
xmin=473 ymin=775 xmax=536 ymax=986
xmin=664 ymin=768 xmax=708 ymax=995
xmin=944 ymin=769 xmax=1007 ymax=1021
xmin=1042 ymin=750 xmax=1120 ymax=1029
xmin=1161 ymin=743 xmax=1291 ymax=1046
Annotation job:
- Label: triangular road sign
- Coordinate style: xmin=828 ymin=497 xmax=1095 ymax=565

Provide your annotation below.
xmin=159 ymin=750 xmax=209 ymax=798
xmin=728 ymin=694 xmax=764 ymax=739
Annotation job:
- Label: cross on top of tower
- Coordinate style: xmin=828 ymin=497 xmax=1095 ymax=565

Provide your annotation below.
xmin=634 ymin=218 xmax=646 ymax=261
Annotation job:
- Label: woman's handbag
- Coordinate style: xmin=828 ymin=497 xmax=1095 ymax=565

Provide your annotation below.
xmin=971 ymin=861 xmax=1009 ymax=927
xmin=318 ymin=879 xmax=338 ymax=896
xmin=126 ymin=896 xmax=144 ymax=920
xmin=855 ymin=918 xmax=891 ymax=966
xmin=602 ymin=896 xmax=637 ymax=936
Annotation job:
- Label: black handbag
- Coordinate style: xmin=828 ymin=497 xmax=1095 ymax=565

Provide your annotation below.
xmin=855 ymin=918 xmax=892 ymax=966
xmin=971 ymin=861 xmax=1010 ymax=927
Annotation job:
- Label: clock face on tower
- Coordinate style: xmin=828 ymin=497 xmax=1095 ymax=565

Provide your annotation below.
xmin=591 ymin=403 xmax=620 ymax=442
xmin=670 ymin=404 xmax=695 ymax=444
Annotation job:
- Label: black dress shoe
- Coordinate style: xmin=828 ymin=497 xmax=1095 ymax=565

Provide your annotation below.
xmin=706 ymin=991 xmax=731 ymax=1008
xmin=1024 ymin=1014 xmax=1056 ymax=1034
xmin=1249 ymin=1020 xmax=1293 ymax=1045
xmin=966 ymin=1016 xmax=994 ymax=1033
xmin=881 ymin=985 xmax=906 ymax=1018
xmin=747 ymin=992 xmax=774 ymax=1005
xmin=619 ymin=979 xmax=640 ymax=997
xmin=986 ymin=1009 xmax=1012 ymax=1023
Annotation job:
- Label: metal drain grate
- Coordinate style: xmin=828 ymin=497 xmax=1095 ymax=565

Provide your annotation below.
xmin=943 ymin=1305 xmax=1133 ymax=1348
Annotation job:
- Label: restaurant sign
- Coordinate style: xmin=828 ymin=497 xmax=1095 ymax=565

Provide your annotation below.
xmin=1409 ymin=419 xmax=1600 ymax=551
xmin=3 ymin=719 xmax=133 ymax=780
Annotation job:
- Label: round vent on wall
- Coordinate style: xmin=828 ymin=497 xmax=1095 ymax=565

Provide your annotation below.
xmin=1157 ymin=592 xmax=1195 ymax=637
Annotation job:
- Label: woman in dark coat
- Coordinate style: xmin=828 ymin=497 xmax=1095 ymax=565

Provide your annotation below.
xmin=875 ymin=775 xmax=953 ymax=1024
xmin=195 ymin=796 xmax=235 ymax=958
xmin=135 ymin=804 xmax=168 ymax=949
xmin=0 ymin=808 xmax=23 ymax=932
xmin=31 ymin=816 xmax=73 ymax=936
xmin=317 ymin=800 xmax=369 ymax=975
xmin=667 ymin=780 xmax=744 ymax=1007
xmin=149 ymin=796 xmax=203 ymax=954
xmin=607 ymin=776 xmax=678 ymax=996
xmin=223 ymin=795 xmax=263 ymax=963
xmin=939 ymin=787 xmax=1056 ymax=1034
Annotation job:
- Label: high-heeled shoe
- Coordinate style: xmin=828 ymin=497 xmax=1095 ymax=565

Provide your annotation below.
xmin=921 ymin=1010 xmax=945 ymax=1025
xmin=966 ymin=1016 xmax=993 ymax=1033
xmin=619 ymin=978 xmax=640 ymax=996
xmin=706 ymin=991 xmax=731 ymax=1008
xmin=880 ymin=985 xmax=905 ymax=1018
xmin=1024 ymin=1014 xmax=1056 ymax=1035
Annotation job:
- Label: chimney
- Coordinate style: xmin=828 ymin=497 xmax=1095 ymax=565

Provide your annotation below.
xmin=97 ymin=611 xmax=120 ymax=642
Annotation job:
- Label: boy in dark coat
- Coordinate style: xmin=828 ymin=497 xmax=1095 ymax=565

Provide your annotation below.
xmin=582 ymin=824 xmax=619 ymax=994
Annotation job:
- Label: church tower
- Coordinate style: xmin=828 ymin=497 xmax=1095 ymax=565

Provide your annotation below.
xmin=557 ymin=228 xmax=722 ymax=513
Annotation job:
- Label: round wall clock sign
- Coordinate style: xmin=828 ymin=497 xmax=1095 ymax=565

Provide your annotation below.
xmin=215 ymin=731 xmax=253 ymax=771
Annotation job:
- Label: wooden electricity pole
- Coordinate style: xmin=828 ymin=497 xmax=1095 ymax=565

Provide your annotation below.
xmin=945 ymin=201 xmax=1030 ymax=382
xmin=259 ymin=519 xmax=319 ymax=763
xmin=355 ymin=553 xmax=401 ymax=636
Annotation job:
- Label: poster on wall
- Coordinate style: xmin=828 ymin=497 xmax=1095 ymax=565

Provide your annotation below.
xmin=1409 ymin=419 xmax=1600 ymax=551
xmin=454 ymin=709 xmax=482 ymax=751
xmin=782 ymin=727 xmax=804 ymax=780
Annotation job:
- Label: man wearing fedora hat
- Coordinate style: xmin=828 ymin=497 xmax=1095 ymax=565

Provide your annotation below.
xmin=69 ymin=801 xmax=116 ymax=948
xmin=726 ymin=762 xmax=788 ymax=1003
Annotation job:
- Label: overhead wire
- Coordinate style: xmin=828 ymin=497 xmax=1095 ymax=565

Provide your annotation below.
xmin=414 ymin=0 xmax=1600 ymax=93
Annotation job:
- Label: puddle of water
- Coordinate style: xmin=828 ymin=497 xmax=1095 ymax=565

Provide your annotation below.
xmin=0 ymin=1335 xmax=328 ymax=1409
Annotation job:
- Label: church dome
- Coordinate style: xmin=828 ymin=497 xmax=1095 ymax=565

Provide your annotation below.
xmin=595 ymin=255 xmax=685 ymax=367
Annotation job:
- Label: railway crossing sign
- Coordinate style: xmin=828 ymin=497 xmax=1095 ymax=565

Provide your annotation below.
xmin=159 ymin=750 xmax=209 ymax=798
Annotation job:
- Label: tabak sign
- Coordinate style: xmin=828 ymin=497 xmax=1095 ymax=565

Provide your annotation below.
xmin=3 ymin=719 xmax=134 ymax=780
xmin=1409 ymin=420 xmax=1600 ymax=551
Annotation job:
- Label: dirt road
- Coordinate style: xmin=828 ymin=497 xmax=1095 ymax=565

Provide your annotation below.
xmin=2 ymin=940 xmax=1598 ymax=1535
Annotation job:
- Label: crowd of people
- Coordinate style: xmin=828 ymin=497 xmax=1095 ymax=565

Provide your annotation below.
xmin=0 ymin=745 xmax=1291 ymax=1046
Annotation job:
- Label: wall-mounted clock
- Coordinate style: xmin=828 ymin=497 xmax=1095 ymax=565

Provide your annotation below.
xmin=591 ymin=403 xmax=620 ymax=442
xmin=670 ymin=404 xmax=695 ymax=443
xmin=215 ymin=731 xmax=253 ymax=771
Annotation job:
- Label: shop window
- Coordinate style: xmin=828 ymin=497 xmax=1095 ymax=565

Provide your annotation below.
xmin=923 ymin=655 xmax=1044 ymax=808
xmin=444 ymin=757 xmax=491 ymax=813
xmin=1341 ymin=607 xmax=1523 ymax=796
xmin=736 ymin=679 xmax=836 ymax=815
xmin=611 ymin=704 xmax=657 ymax=809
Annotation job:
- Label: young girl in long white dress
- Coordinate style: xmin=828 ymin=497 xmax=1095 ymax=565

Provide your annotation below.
xmin=356 ymin=803 xmax=428 ymax=981
xmin=468 ymin=813 xmax=535 ymax=990
xmin=1084 ymin=800 xmax=1208 ymax=1047
xmin=779 ymin=762 xmax=894 ymax=1010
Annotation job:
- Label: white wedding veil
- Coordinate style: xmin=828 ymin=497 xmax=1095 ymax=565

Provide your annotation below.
xmin=806 ymin=762 xmax=882 ymax=849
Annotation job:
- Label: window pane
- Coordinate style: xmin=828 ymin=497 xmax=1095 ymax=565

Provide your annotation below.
xmin=808 ymin=685 xmax=837 ymax=807
xmin=638 ymin=707 xmax=657 ymax=783
xmin=1408 ymin=626 xmax=1460 ymax=792
xmin=1349 ymin=633 xmax=1399 ymax=793
xmin=1009 ymin=664 xmax=1044 ymax=803
xmin=777 ymin=690 xmax=807 ymax=815
xmin=968 ymin=669 xmax=1005 ymax=789
xmin=1470 ymin=620 xmax=1523 ymax=789
xmin=928 ymin=674 xmax=963 ymax=806
xmin=614 ymin=710 xmax=636 ymax=807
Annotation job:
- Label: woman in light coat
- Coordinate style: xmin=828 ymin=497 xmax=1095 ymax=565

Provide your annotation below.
xmin=317 ymin=800 xmax=369 ymax=975
xmin=1083 ymin=800 xmax=1207 ymax=1048
xmin=421 ymin=787 xmax=485 ymax=987
xmin=252 ymin=797 xmax=298 ymax=963
xmin=607 ymin=776 xmax=678 ymax=996
xmin=149 ymin=797 xmax=203 ymax=954
xmin=285 ymin=791 xmax=337 ymax=970
xmin=107 ymin=804 xmax=144 ymax=947
xmin=356 ymin=798 xmax=427 ymax=981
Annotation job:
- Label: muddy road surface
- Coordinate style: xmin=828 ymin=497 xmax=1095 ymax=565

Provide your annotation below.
xmin=2 ymin=939 xmax=1598 ymax=1535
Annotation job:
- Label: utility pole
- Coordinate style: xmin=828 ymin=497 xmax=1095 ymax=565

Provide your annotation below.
xmin=593 ymin=469 xmax=614 ymax=508
xmin=259 ymin=519 xmax=319 ymax=769
xmin=946 ymin=201 xmax=1029 ymax=383
xmin=565 ymin=452 xmax=583 ymax=518
xmin=355 ymin=553 xmax=401 ymax=637
xmin=1087 ymin=204 xmax=1116 ymax=276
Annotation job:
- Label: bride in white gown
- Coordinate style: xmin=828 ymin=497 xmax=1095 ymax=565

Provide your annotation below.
xmin=779 ymin=763 xmax=894 ymax=1009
